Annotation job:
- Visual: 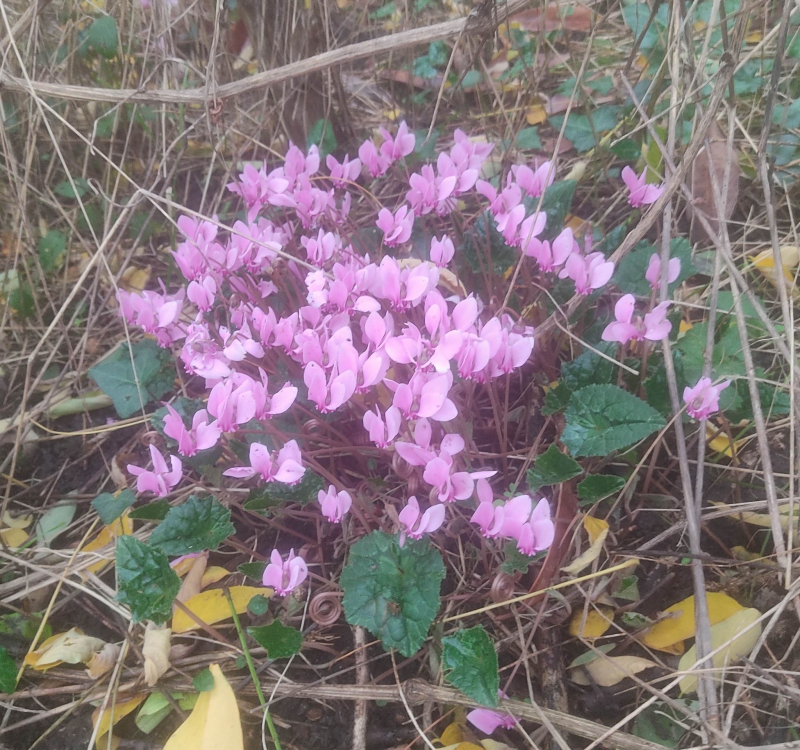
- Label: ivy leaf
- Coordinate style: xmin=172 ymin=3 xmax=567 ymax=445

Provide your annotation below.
xmin=115 ymin=536 xmax=180 ymax=624
xmin=248 ymin=621 xmax=303 ymax=659
xmin=129 ymin=501 xmax=170 ymax=521
xmin=193 ymin=668 xmax=214 ymax=692
xmin=148 ymin=496 xmax=234 ymax=556
xmin=243 ymin=472 xmax=325 ymax=511
xmin=0 ymin=647 xmax=17 ymax=693
xmin=562 ymin=385 xmax=666 ymax=457
xmin=89 ymin=340 xmax=175 ymax=419
xmin=501 ymin=541 xmax=542 ymax=574
xmin=54 ymin=177 xmax=91 ymax=199
xmin=307 ymin=119 xmax=337 ymax=159
xmin=38 ymin=231 xmax=67 ymax=274
xmin=92 ymin=489 xmax=136 ymax=525
xmin=542 ymin=382 xmax=572 ymax=416
xmin=515 ymin=127 xmax=541 ymax=150
xmin=538 ymin=180 xmax=576 ymax=238
xmin=577 ymin=475 xmax=626 ymax=504
xmin=341 ymin=531 xmax=445 ymax=657
xmin=238 ymin=562 xmax=266 ymax=581
xmin=442 ymin=626 xmax=499 ymax=707
xmin=81 ymin=15 xmax=119 ymax=58
xmin=527 ymin=445 xmax=582 ymax=491
xmin=561 ymin=342 xmax=617 ymax=391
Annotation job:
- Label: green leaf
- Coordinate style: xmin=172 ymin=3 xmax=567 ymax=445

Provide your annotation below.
xmin=527 ymin=445 xmax=582 ymax=491
xmin=561 ymin=342 xmax=617 ymax=391
xmin=92 ymin=489 xmax=136 ymax=525
xmin=538 ymin=180 xmax=576 ymax=237
xmin=38 ymin=230 xmax=67 ymax=274
xmin=515 ymin=127 xmax=541 ymax=150
xmin=632 ymin=700 xmax=695 ymax=748
xmin=9 ymin=282 xmax=35 ymax=319
xmin=459 ymin=69 xmax=482 ymax=89
xmin=549 ymin=106 xmax=621 ymax=152
xmin=193 ymin=668 xmax=215 ymax=692
xmin=307 ymin=119 xmax=337 ymax=159
xmin=35 ymin=503 xmax=77 ymax=546
xmin=501 ymin=541 xmax=542 ymax=574
xmin=369 ymin=1 xmax=396 ymax=19
xmin=568 ymin=643 xmax=615 ymax=668
xmin=613 ymin=238 xmax=694 ymax=295
xmin=562 ymin=385 xmax=666 ymax=457
xmin=83 ymin=15 xmax=119 ymax=58
xmin=341 ymin=531 xmax=445 ymax=657
xmin=542 ymin=382 xmax=572 ymax=416
xmin=135 ymin=692 xmax=195 ymax=734
xmin=621 ymin=2 xmax=669 ymax=50
xmin=610 ymin=138 xmax=641 ymax=160
xmin=148 ymin=496 xmax=234 ymax=556
xmin=238 ymin=562 xmax=266 ymax=581
xmin=54 ymin=177 xmax=91 ymax=199
xmin=243 ymin=472 xmax=325 ymax=511
xmin=129 ymin=501 xmax=170 ymax=521
xmin=577 ymin=475 xmax=626 ymax=503
xmin=247 ymin=595 xmax=270 ymax=616
xmin=115 ymin=536 xmax=181 ymax=624
xmin=612 ymin=574 xmax=640 ymax=602
xmin=248 ymin=621 xmax=303 ymax=659
xmin=0 ymin=647 xmax=17 ymax=693
xmin=442 ymin=626 xmax=499 ymax=707
xmin=89 ymin=339 xmax=175 ymax=418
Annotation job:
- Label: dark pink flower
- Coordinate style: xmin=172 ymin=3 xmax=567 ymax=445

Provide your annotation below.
xmin=127 ymin=444 xmax=182 ymax=497
xmin=263 ymin=549 xmax=307 ymax=596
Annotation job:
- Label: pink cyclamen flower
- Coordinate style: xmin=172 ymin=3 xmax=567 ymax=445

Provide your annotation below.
xmin=683 ymin=377 xmax=731 ymax=419
xmin=601 ymin=294 xmax=672 ymax=344
xmin=379 ymin=120 xmax=415 ymax=162
xmin=127 ymin=444 xmax=182 ymax=497
xmin=430 ymin=236 xmax=455 ymax=267
xmin=358 ymin=139 xmax=390 ymax=177
xmin=467 ymin=693 xmax=515 ymax=735
xmin=376 ymin=205 xmax=414 ymax=247
xmin=398 ymin=496 xmax=446 ymax=545
xmin=562 ymin=252 xmax=615 ymax=295
xmin=223 ymin=440 xmax=305 ymax=484
xmin=621 ymin=166 xmax=664 ymax=207
xmin=645 ymin=253 xmax=681 ymax=290
xmin=162 ymin=404 xmax=221 ymax=457
xmin=516 ymin=498 xmax=555 ymax=556
xmin=262 ymin=549 xmax=307 ymax=596
xmin=326 ymin=153 xmax=362 ymax=188
xmin=318 ymin=485 xmax=353 ymax=523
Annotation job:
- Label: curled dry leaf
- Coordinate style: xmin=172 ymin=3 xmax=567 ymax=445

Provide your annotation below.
xmin=749 ymin=245 xmax=800 ymax=299
xmin=163 ymin=663 xmax=243 ymax=750
xmin=24 ymin=628 xmax=106 ymax=670
xmin=571 ymin=654 xmax=658 ymax=687
xmin=86 ymin=642 xmax=122 ymax=679
xmin=641 ymin=592 xmax=744 ymax=653
xmin=143 ymin=623 xmax=171 ymax=687
xmin=688 ymin=120 xmax=740 ymax=245
xmin=562 ymin=516 xmax=609 ymax=575
xmin=175 ymin=552 xmax=209 ymax=608
xmin=678 ymin=608 xmax=762 ymax=694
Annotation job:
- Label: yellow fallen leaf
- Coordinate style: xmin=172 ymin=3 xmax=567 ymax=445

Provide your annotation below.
xmin=163 ymin=663 xmax=243 ymax=750
xmin=2 ymin=511 xmax=32 ymax=528
xmin=143 ymin=624 xmax=171 ymax=687
xmin=641 ymin=592 xmax=744 ymax=652
xmin=569 ymin=607 xmax=614 ymax=640
xmin=25 ymin=628 xmax=106 ymax=670
xmin=172 ymin=554 xmax=204 ymax=578
xmin=80 ymin=512 xmax=133 ymax=575
xmin=750 ymin=246 xmax=800 ymax=297
xmin=172 ymin=586 xmax=266 ymax=634
xmin=0 ymin=527 xmax=29 ymax=548
xmin=441 ymin=721 xmax=465 ymax=744
xmin=678 ymin=320 xmax=693 ymax=336
xmin=713 ymin=501 xmax=798 ymax=531
xmin=119 ymin=265 xmax=151 ymax=293
xmin=706 ymin=426 xmax=750 ymax=459
xmin=562 ymin=517 xmax=609 ymax=575
xmin=86 ymin=642 xmax=122 ymax=679
xmin=525 ymin=104 xmax=547 ymax=125
xmin=93 ymin=695 xmax=146 ymax=750
xmin=176 ymin=553 xmax=209 ymax=608
xmin=678 ymin=608 xmax=762 ymax=694
xmin=571 ymin=654 xmax=657 ymax=687
xmin=201 ymin=567 xmax=230 ymax=588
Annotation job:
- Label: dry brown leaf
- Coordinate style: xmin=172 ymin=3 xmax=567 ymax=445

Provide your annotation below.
xmin=143 ymin=623 xmax=171 ymax=687
xmin=86 ymin=642 xmax=122 ymax=679
xmin=25 ymin=628 xmax=106 ymax=670
xmin=175 ymin=552 xmax=208 ymax=608
xmin=571 ymin=654 xmax=657 ymax=687
xmin=688 ymin=121 xmax=740 ymax=245
xmin=511 ymin=4 xmax=592 ymax=32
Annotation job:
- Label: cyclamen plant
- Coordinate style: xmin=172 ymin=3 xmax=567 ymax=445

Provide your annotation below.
xmin=120 ymin=122 xmax=675 ymax=638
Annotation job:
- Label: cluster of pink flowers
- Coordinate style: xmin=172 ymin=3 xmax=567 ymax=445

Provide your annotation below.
xmin=118 ymin=124 xmax=681 ymax=601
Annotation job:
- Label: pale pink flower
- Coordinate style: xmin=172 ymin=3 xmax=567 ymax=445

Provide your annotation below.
xmin=376 ymin=205 xmax=414 ymax=247
xmin=117 ymin=286 xmax=185 ymax=347
xmin=262 ymin=549 xmax=307 ymax=596
xmin=326 ymin=154 xmax=362 ymax=188
xmin=562 ymin=252 xmax=615 ymax=295
xmin=379 ymin=121 xmax=415 ymax=162
xmin=525 ymin=226 xmax=575 ymax=273
xmin=127 ymin=444 xmax=182 ymax=497
xmin=162 ymin=404 xmax=221 ymax=456
xmin=358 ymin=139 xmax=390 ymax=177
xmin=318 ymin=485 xmax=352 ymax=523
xmin=430 ymin=236 xmax=455 ymax=267
xmin=363 ymin=406 xmax=402 ymax=448
xmin=516 ymin=498 xmax=555 ymax=555
xmin=186 ymin=275 xmax=218 ymax=312
xmin=223 ymin=440 xmax=305 ymax=484
xmin=482 ymin=494 xmax=532 ymax=540
xmin=467 ymin=705 xmax=515 ymax=735
xmin=645 ymin=253 xmax=681 ymax=290
xmin=621 ymin=166 xmax=664 ymax=207
xmin=304 ymin=360 xmax=357 ymax=413
xmin=207 ymin=378 xmax=257 ymax=432
xmin=683 ymin=377 xmax=731 ymax=419
xmin=513 ymin=160 xmax=554 ymax=197
xmin=601 ymin=294 xmax=672 ymax=344
xmin=398 ymin=496 xmax=446 ymax=545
